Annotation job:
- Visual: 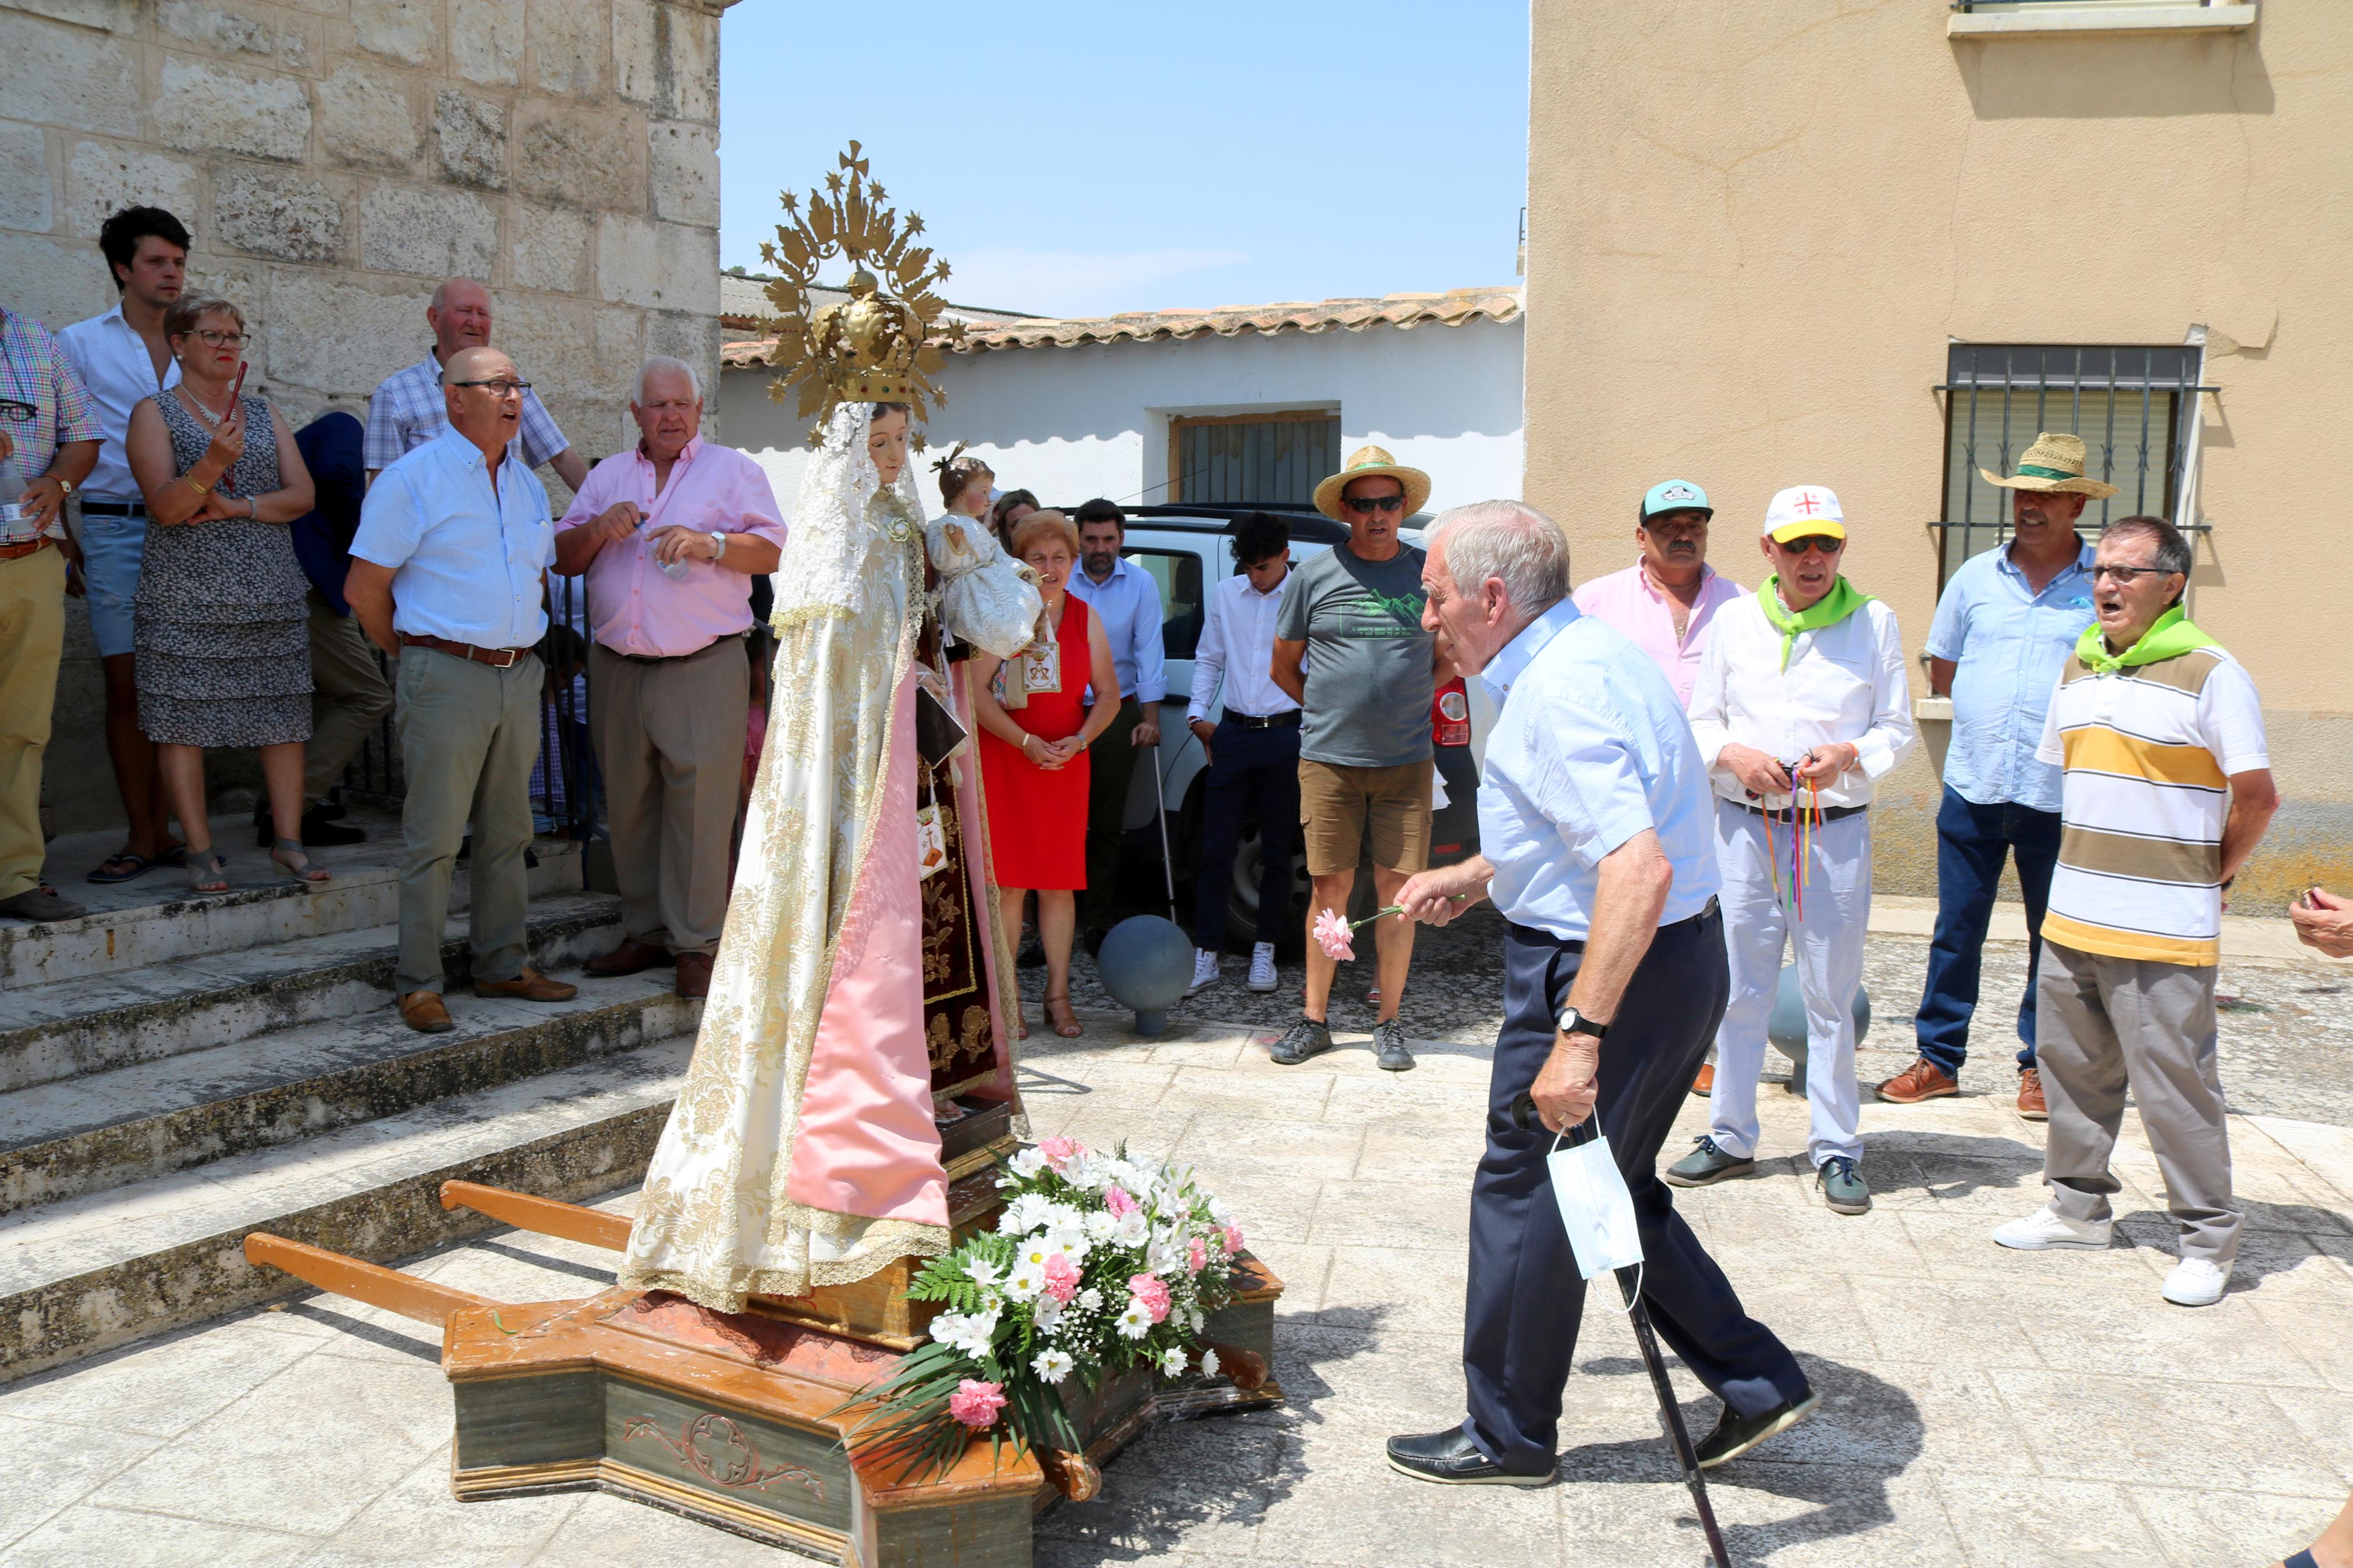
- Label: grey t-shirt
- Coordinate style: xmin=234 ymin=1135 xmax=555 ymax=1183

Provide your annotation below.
xmin=1275 ymin=542 xmax=1435 ymax=768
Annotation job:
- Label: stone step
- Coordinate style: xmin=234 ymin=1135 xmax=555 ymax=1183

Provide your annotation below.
xmin=0 ymin=967 xmax=698 ymax=1215
xmin=0 ymin=891 xmax=624 ymax=1094
xmin=0 ymin=1033 xmax=691 ymax=1382
xmin=6 ymin=812 xmax=586 ymax=990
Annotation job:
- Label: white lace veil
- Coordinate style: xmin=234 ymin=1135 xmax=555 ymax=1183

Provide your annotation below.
xmin=771 ymin=400 xmax=928 ymax=626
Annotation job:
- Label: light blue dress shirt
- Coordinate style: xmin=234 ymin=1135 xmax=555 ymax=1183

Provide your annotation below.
xmin=350 ymin=428 xmax=554 ymax=648
xmin=1067 ymin=554 xmax=1167 ymax=703
xmin=1923 ymin=540 xmax=2096 ymax=815
xmin=1477 ymin=598 xmax=1722 ymax=942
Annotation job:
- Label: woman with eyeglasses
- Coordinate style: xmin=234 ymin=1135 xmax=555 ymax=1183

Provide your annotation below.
xmin=1670 ymin=485 xmax=1916 ymax=1218
xmin=123 ymin=293 xmax=322 ymax=894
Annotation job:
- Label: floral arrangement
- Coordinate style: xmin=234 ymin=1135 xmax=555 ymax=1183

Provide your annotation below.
xmin=840 ymin=1136 xmax=1247 ymax=1477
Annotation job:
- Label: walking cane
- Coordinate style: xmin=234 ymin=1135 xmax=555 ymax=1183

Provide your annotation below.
xmin=1514 ymin=1093 xmax=1731 ymax=1568
xmin=1147 ymin=735 xmax=1179 ymax=924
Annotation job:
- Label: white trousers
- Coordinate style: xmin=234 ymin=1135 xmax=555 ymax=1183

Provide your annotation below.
xmin=1707 ymin=799 xmax=1871 ymax=1168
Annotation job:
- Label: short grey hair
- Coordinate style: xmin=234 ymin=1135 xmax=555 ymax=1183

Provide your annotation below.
xmin=633 ymin=355 xmax=701 ymax=403
xmin=2100 ymin=514 xmax=2192 ymax=578
xmin=1426 ymin=499 xmax=1571 ymax=618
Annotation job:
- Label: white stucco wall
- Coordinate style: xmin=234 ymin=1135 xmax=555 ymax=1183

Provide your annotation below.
xmin=718 ymin=315 xmax=1525 ymax=521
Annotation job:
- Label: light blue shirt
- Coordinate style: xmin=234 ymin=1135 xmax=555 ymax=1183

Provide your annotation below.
xmin=1924 ymin=539 xmax=2096 ymax=815
xmin=1067 ymin=554 xmax=1167 ymax=703
xmin=351 ymin=428 xmax=554 ymax=648
xmin=1477 ymin=598 xmax=1721 ymax=942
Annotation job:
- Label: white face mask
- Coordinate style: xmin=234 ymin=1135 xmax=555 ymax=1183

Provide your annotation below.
xmin=1547 ymin=1130 xmax=1644 ymax=1286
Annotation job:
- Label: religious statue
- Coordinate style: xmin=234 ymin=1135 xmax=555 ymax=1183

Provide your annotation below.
xmin=619 ymin=146 xmax=1043 ymax=1312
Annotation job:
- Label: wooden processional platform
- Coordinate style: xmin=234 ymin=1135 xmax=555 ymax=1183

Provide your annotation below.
xmin=243 ymin=1105 xmax=1284 ymax=1567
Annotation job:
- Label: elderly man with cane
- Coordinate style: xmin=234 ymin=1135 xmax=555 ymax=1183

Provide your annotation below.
xmin=1382 ymin=500 xmax=1815 ymax=1498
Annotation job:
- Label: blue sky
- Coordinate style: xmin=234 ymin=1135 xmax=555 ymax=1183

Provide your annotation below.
xmin=716 ymin=1 xmax=1531 ymax=319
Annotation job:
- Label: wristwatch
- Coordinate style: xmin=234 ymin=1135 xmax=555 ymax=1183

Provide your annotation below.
xmin=55 ymin=477 xmax=73 ymax=497
xmin=1557 ymin=1007 xmax=1609 ymax=1041
xmin=707 ymin=529 xmax=726 ymax=560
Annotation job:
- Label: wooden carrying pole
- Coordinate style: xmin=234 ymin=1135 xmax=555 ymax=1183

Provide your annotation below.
xmin=441 ymin=1179 xmax=630 ymax=1250
xmin=242 ymin=1232 xmax=494 ymax=1327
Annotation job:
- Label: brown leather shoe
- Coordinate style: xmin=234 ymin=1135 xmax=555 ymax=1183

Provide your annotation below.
xmin=474 ymin=967 xmax=579 ymax=1003
xmin=2017 ymin=1066 xmax=2049 ymax=1121
xmin=1876 ymin=1057 xmax=1959 ymax=1104
xmin=1690 ymin=1064 xmax=1715 ymax=1097
xmin=673 ymin=951 xmax=714 ymax=998
xmin=398 ymin=990 xmax=453 ymax=1033
xmin=584 ymin=940 xmax=673 ymax=977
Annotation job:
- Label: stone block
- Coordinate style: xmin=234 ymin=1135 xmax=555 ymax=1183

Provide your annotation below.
xmin=317 ymin=68 xmax=421 ymax=173
xmin=644 ymin=308 xmax=722 ymax=391
xmin=494 ymin=293 xmax=635 ymax=410
xmin=0 ymin=15 xmax=141 ymax=137
xmin=594 ymin=214 xmax=715 ymax=313
xmin=528 ymin=0 xmax=608 ymax=98
xmin=509 ymin=202 xmax=588 ymax=293
xmin=6 ymin=0 xmax=136 ymax=34
xmin=213 ymin=165 xmax=345 ymax=263
xmin=156 ymin=0 xmax=277 ymax=58
xmin=434 ymin=90 xmax=507 ymax=189
xmin=512 ymin=98 xmax=644 ymax=211
xmin=645 ymin=119 xmax=717 ymax=227
xmin=66 ymin=142 xmax=203 ymax=242
xmin=0 ymin=230 xmax=109 ymax=336
xmin=360 ymin=182 xmax=500 ymax=280
xmin=612 ymin=0 xmax=718 ymax=124
xmin=347 ymin=0 xmax=435 ymax=66
xmin=450 ymin=0 xmax=526 ymax=86
xmin=153 ymin=54 xmax=311 ymax=163
xmin=0 ymin=122 xmax=53 ymax=233
xmin=261 ymin=269 xmax=431 ymax=400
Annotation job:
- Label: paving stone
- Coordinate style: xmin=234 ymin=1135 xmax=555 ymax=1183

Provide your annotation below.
xmin=0 ymin=1503 xmax=314 ymax=1565
xmin=2126 ymin=1481 xmax=2345 ymax=1568
xmin=0 ymin=1412 xmax=162 ymax=1550
xmin=1932 ymin=1473 xmax=2167 ymax=1567
xmin=293 ymin=1444 xmax=579 ymax=1566
xmin=0 ymin=1314 xmax=318 ymax=1438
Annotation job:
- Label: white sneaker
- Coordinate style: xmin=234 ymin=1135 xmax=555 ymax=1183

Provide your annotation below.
xmin=1247 ymin=942 xmax=1279 ymax=993
xmin=1992 ymin=1206 xmax=2113 ymax=1251
xmin=1187 ymin=949 xmax=1220 ymax=997
xmin=2162 ymin=1257 xmax=2231 ymax=1307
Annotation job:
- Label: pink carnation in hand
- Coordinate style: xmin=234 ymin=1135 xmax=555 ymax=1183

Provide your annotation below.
xmin=1187 ymin=1238 xmax=1208 ymax=1275
xmin=1103 ymin=1185 xmax=1138 ymax=1218
xmin=1037 ymin=1136 xmax=1083 ymax=1171
xmin=947 ymin=1379 xmax=1007 ymax=1430
xmin=1311 ymin=908 xmax=1355 ymax=961
xmin=1128 ymin=1272 xmax=1172 ymax=1324
xmin=1042 ymin=1251 xmax=1079 ymax=1303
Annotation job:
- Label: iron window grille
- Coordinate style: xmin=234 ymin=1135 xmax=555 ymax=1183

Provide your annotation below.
xmin=1167 ymin=410 xmax=1340 ymax=507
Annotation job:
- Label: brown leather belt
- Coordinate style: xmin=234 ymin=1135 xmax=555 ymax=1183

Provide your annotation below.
xmin=0 ymin=537 xmax=54 ymax=562
xmin=399 ymin=632 xmax=533 ymax=669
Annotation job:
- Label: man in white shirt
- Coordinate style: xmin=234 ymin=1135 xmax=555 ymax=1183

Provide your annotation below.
xmin=363 ymin=278 xmax=588 ymax=493
xmin=1670 ymin=486 xmax=1915 ymax=1217
xmin=1184 ymin=511 xmax=1300 ymax=998
xmin=56 ymin=207 xmax=189 ymax=884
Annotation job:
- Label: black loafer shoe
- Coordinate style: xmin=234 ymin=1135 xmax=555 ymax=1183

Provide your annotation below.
xmin=1386 ymin=1427 xmax=1554 ymax=1487
xmin=1695 ymin=1389 xmax=1821 ymax=1469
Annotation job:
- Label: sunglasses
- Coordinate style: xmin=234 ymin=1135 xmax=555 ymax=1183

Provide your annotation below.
xmin=1347 ymin=494 xmax=1406 ymax=515
xmin=1774 ymin=534 xmax=1844 ymax=556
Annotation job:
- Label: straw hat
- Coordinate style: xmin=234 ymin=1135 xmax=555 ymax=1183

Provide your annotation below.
xmin=1979 ymin=432 xmax=2120 ymax=499
xmin=1312 ymin=445 xmax=1432 ymax=523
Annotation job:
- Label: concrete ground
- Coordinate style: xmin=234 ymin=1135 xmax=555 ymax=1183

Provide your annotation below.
xmin=6 ymin=930 xmax=2352 ymax=1565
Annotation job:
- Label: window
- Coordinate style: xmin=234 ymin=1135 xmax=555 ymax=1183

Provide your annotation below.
xmin=1936 ymin=343 xmax=2207 ymax=588
xmin=1123 ymin=547 xmax=1206 ymax=662
xmin=1169 ymin=410 xmax=1339 ymax=506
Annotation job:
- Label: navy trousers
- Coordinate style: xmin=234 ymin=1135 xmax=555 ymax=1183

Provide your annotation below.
xmin=1190 ymin=718 xmax=1300 ymax=951
xmin=1913 ymin=786 xmax=2062 ymax=1078
xmin=1463 ymin=907 xmax=1811 ymax=1474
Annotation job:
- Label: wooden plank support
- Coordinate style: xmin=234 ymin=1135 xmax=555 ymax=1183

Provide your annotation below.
xmin=440 ymin=1179 xmax=631 ymax=1251
xmin=243 ymin=1232 xmax=496 ymax=1327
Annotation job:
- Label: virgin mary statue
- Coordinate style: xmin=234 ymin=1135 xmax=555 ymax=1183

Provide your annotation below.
xmin=620 ymin=166 xmax=1041 ymax=1310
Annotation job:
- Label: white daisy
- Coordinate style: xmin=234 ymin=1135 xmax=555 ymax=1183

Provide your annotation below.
xmin=1032 ymin=1348 xmax=1076 ymax=1384
xmin=1116 ymin=1303 xmax=1151 ymax=1339
xmin=1083 ymin=1210 xmax=1118 ymax=1243
xmin=1160 ymin=1346 xmax=1190 ymax=1377
xmin=1003 ymin=1263 xmax=1045 ymax=1302
xmin=1200 ymin=1347 xmax=1220 ymax=1377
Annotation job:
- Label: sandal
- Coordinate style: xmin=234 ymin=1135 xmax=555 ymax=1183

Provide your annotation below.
xmin=185 ymin=849 xmax=230 ymax=894
xmin=1044 ymin=991 xmax=1083 ymax=1039
xmin=269 ymin=838 xmax=332 ymax=885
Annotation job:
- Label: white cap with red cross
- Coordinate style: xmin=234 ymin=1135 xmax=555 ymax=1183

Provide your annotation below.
xmin=1762 ymin=485 xmax=1846 ymax=543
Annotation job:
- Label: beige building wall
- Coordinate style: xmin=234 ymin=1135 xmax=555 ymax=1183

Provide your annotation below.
xmin=1524 ymin=3 xmax=2350 ymax=908
xmin=0 ymin=0 xmax=733 ymax=833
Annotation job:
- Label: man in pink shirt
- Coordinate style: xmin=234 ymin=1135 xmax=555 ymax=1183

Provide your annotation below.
xmin=553 ymin=357 xmax=786 ymax=997
xmin=1571 ymin=479 xmax=1745 ymax=709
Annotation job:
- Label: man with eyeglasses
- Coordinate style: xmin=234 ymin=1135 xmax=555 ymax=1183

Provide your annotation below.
xmin=1878 ymin=432 xmax=2106 ymax=1119
xmin=0 ymin=308 xmax=103 ymax=922
xmin=363 ymin=277 xmax=589 ymax=493
xmin=1992 ymin=515 xmax=2275 ymax=1309
xmin=1269 ymin=446 xmax=1447 ymax=1073
xmin=346 ymin=348 xmax=578 ymax=1036
xmin=1670 ymin=486 xmax=1915 ymax=1217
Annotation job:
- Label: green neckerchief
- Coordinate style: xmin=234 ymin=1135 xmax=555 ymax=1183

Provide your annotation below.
xmin=2074 ymin=603 xmax=2215 ymax=676
xmin=1756 ymin=575 xmax=1872 ymax=670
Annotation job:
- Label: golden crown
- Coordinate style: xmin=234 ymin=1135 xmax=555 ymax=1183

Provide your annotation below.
xmin=754 ymin=142 xmax=966 ymax=445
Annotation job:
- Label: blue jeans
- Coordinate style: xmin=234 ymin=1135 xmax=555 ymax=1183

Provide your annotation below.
xmin=1913 ymin=785 xmax=2061 ymax=1077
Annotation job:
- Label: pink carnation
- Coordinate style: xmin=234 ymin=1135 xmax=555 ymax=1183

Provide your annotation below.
xmin=1222 ymin=1223 xmax=1245 ymax=1257
xmin=947 ymin=1378 xmax=1007 ymax=1430
xmin=1128 ymin=1272 xmax=1173 ymax=1324
xmin=1042 ymin=1251 xmax=1079 ymax=1303
xmin=1311 ymin=908 xmax=1355 ymax=961
xmin=1037 ymin=1136 xmax=1083 ymax=1171
xmin=1103 ymin=1185 xmax=1138 ymax=1217
xmin=1187 ymin=1238 xmax=1208 ymax=1275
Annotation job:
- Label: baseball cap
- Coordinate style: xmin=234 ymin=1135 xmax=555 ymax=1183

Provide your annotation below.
xmin=1762 ymin=485 xmax=1846 ymax=543
xmin=1641 ymin=479 xmax=1712 ymax=521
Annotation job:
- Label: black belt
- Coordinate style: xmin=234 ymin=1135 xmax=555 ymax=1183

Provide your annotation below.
xmin=78 ymin=500 xmax=147 ymax=517
xmin=1221 ymin=710 xmax=1301 ymax=730
xmin=1731 ymin=797 xmax=1868 ymax=824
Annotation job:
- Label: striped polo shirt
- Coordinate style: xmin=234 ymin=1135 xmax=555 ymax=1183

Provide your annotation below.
xmin=2033 ymin=637 xmax=2268 ymax=966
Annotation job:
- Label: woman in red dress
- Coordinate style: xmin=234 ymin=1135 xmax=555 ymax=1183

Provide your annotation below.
xmin=973 ymin=509 xmax=1119 ymax=1038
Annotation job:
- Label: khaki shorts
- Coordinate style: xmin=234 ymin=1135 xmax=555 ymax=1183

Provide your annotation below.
xmin=1298 ymin=759 xmax=1433 ymax=877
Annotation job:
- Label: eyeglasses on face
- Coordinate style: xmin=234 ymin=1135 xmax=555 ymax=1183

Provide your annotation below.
xmin=1774 ymin=534 xmax=1843 ymax=556
xmin=0 ymin=399 xmax=35 ymax=424
xmin=2089 ymin=563 xmax=2173 ymax=584
xmin=1347 ymin=493 xmax=1406 ymax=515
xmin=184 ymin=329 xmax=250 ymax=347
xmin=452 ymin=378 xmax=532 ymax=398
